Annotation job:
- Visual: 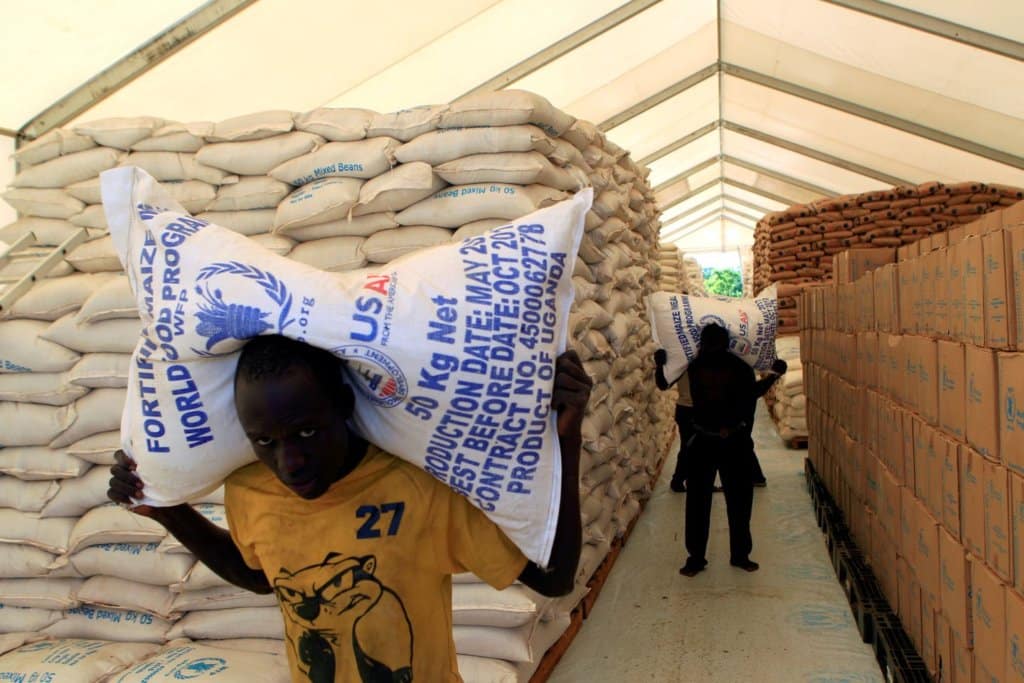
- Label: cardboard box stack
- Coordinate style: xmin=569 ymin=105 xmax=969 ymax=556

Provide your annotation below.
xmin=801 ymin=199 xmax=1024 ymax=682
xmin=755 ymin=182 xmax=1024 ymax=337
xmin=0 ymin=93 xmax=675 ymax=681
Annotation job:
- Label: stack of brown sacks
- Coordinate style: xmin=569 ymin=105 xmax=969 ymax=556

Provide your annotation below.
xmin=753 ymin=181 xmax=1024 ymax=336
xmin=0 ymin=92 xmax=676 ymax=682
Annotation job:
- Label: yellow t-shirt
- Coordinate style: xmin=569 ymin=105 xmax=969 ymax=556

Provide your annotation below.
xmin=225 ymin=445 xmax=528 ymax=683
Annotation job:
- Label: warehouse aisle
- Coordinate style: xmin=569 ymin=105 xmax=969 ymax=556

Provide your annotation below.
xmin=549 ymin=407 xmax=884 ymax=683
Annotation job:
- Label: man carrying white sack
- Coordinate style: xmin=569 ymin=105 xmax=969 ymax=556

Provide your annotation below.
xmin=110 ymin=336 xmax=591 ymax=682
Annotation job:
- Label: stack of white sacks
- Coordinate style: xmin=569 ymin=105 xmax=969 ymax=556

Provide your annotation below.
xmin=681 ymin=256 xmax=707 ymax=296
xmin=0 ymin=92 xmax=674 ymax=681
xmin=769 ymin=336 xmax=807 ymax=443
xmin=740 ymin=247 xmax=753 ymax=297
xmin=655 ymin=243 xmax=684 ymax=293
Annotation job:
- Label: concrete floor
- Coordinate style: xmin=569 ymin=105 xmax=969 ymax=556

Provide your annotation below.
xmin=548 ymin=407 xmax=884 ymax=683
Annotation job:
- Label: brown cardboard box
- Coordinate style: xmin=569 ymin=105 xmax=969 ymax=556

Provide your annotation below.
xmin=898 ymin=554 xmax=913 ymax=620
xmin=1006 ymin=588 xmax=1024 ymax=683
xmin=971 ymin=558 xmax=1007 ymax=683
xmin=904 ymin=409 xmax=918 ymax=492
xmin=1005 ymin=201 xmax=1024 ymax=229
xmin=1000 ymin=353 xmax=1024 ymax=477
xmin=910 ymin=575 xmax=924 ymax=653
xmin=881 ymin=462 xmax=902 ymax=544
xmin=923 ymin=251 xmax=936 ymax=337
xmin=944 ymin=440 xmax=963 ymax=541
xmin=836 ymin=247 xmax=896 ymax=284
xmin=934 ymin=231 xmax=950 ymax=251
xmin=900 ymin=260 xmax=916 ymax=335
xmin=918 ymin=498 xmax=943 ymax=611
xmin=923 ymin=590 xmax=940 ymax=677
xmin=978 ymin=210 xmax=1005 ymax=236
xmin=936 ymin=247 xmax=950 ymax=340
xmin=941 ymin=526 xmax=973 ymax=645
xmin=966 ymin=345 xmax=1000 ymax=462
xmin=856 ymin=271 xmax=875 ymax=331
xmin=950 ymin=244 xmax=966 ymax=342
xmin=952 ymin=631 xmax=974 ymax=683
xmin=864 ymin=332 xmax=879 ymax=391
xmin=875 ymin=263 xmax=899 ymax=333
xmin=939 ymin=341 xmax=967 ymax=443
xmin=963 ymin=448 xmax=987 ymax=560
xmin=920 ymin=337 xmax=939 ymax=426
xmin=937 ymin=614 xmax=954 ymax=683
xmin=1011 ymin=473 xmax=1024 ymax=597
xmin=984 ymin=230 xmax=1016 ymax=350
xmin=950 ymin=225 xmax=968 ymax=247
xmin=915 ymin=415 xmax=932 ymax=505
xmin=903 ymin=485 xmax=919 ymax=571
xmin=964 ymin=237 xmax=986 ymax=348
xmin=985 ymin=459 xmax=1013 ymax=583
xmin=929 ymin=432 xmax=947 ymax=522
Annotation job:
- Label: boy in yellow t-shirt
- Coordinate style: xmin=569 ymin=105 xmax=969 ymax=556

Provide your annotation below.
xmin=109 ymin=335 xmax=591 ymax=682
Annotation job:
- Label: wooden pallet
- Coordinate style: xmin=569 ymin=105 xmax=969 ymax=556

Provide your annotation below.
xmin=528 ymin=608 xmax=584 ymax=682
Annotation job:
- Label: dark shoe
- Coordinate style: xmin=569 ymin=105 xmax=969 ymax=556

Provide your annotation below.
xmin=670 ymin=478 xmax=686 ymax=493
xmin=752 ymin=479 xmax=767 ymax=488
xmin=730 ymin=559 xmax=760 ymax=572
xmin=679 ymin=559 xmax=708 ymax=577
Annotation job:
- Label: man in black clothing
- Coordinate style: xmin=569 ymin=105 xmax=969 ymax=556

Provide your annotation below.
xmin=670 ymin=324 xmax=786 ymax=576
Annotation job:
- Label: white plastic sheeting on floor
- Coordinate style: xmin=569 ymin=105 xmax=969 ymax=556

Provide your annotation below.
xmin=549 ymin=405 xmax=883 ymax=683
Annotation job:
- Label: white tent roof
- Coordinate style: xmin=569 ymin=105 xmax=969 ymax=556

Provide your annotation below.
xmin=3 ymin=0 xmax=1022 ymax=251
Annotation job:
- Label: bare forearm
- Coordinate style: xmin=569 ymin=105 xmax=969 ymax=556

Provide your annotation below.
xmin=149 ymin=505 xmax=272 ymax=594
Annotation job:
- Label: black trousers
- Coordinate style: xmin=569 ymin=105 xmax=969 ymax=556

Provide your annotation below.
xmin=670 ymin=405 xmax=695 ymax=485
xmin=685 ymin=433 xmax=755 ymax=564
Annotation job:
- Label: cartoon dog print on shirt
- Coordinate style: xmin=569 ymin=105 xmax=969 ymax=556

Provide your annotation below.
xmin=274 ymin=553 xmax=413 ymax=682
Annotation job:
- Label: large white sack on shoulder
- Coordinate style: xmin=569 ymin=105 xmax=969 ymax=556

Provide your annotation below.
xmin=157 ymin=504 xmax=226 ymax=554
xmin=67 ymin=505 xmax=167 ymax=554
xmin=396 ymin=124 xmax=556 ymax=165
xmin=363 ymin=226 xmax=451 ymax=264
xmin=131 ymin=122 xmax=209 ymax=153
xmin=66 ymin=177 xmax=104 ymax=204
xmin=6 ymin=273 xmax=116 ymax=321
xmin=196 ymin=132 xmax=324 ymax=176
xmin=353 ymin=162 xmax=445 ymax=215
xmin=114 ymin=641 xmax=291 ymax=683
xmin=456 ymin=654 xmax=520 ymax=683
xmin=451 ymin=219 xmax=507 ymax=242
xmin=0 ymin=510 xmax=74 ymax=553
xmin=0 ymin=447 xmax=89 ymax=480
xmin=435 ymin=152 xmax=584 ymax=191
xmin=0 ymin=545 xmax=54 ymax=578
xmin=0 ymin=604 xmax=61 ymax=632
xmin=44 ymin=605 xmax=172 ymax=643
xmin=269 ymin=137 xmax=400 ymax=185
xmin=74 ymin=117 xmax=165 ymax=150
xmin=13 ymin=129 xmax=96 ymax=166
xmin=169 ymin=585 xmax=277 ymax=612
xmin=167 ymin=607 xmax=285 ymax=641
xmin=207 ymin=177 xmax=291 ymax=212
xmin=295 ymin=107 xmax=375 ymax=141
xmin=43 ymin=316 xmax=141 ymax=354
xmin=69 ymin=543 xmax=192 ymax=586
xmin=0 ymin=578 xmax=81 ymax=610
xmin=102 ymin=168 xmax=588 ymax=565
xmin=288 ymin=236 xmax=367 ymax=271
xmin=452 ymin=583 xmax=542 ymax=628
xmin=0 ymin=477 xmax=60 ymax=513
xmin=0 ymin=372 xmax=87 ymax=406
xmin=396 ymin=183 xmax=568 ymax=228
xmin=76 ymin=277 xmax=136 ymax=323
xmin=0 ymin=402 xmax=76 ymax=447
xmin=2 ymin=188 xmax=85 ymax=219
xmin=160 ymin=180 xmax=217 ymax=215
xmin=646 ymin=287 xmax=779 ymax=385
xmin=0 ymin=218 xmax=82 ymax=248
xmin=70 ymin=205 xmax=109 ymax=230
xmin=40 ymin=466 xmax=110 ymax=518
xmin=121 ymin=152 xmax=237 ymax=185
xmin=11 ymin=148 xmax=123 ymax=189
xmin=273 ymin=177 xmax=364 ymax=230
xmin=67 ymin=430 xmax=121 ymax=465
xmin=65 ymin=235 xmax=122 ymax=272
xmin=0 ymin=639 xmax=159 ymax=681
xmin=283 ymin=212 xmax=398 ymax=241
xmin=196 ymin=209 xmax=275 ymax=236
xmin=368 ymin=105 xmax=447 ymax=141
xmin=69 ymin=355 xmax=131 ymax=388
xmin=209 ymin=111 xmax=295 ymax=142
xmin=77 ymin=576 xmax=178 ymax=620
xmin=441 ymin=91 xmax=575 ymax=137
xmin=249 ymin=233 xmax=295 ymax=257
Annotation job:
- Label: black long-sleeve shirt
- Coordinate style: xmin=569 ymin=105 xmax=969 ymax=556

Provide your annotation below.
xmin=687 ymin=351 xmax=779 ymax=433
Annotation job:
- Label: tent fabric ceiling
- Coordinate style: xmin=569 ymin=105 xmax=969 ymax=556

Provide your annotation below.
xmin=2 ymin=0 xmax=1022 ymax=253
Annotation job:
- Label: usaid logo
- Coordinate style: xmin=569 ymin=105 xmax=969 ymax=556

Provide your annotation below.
xmin=172 ymin=657 xmax=228 ymax=679
xmin=334 ymin=345 xmax=408 ymax=408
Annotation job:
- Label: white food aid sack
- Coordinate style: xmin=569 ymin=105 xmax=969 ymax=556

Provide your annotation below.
xmin=102 ymin=167 xmax=589 ymax=565
xmin=646 ymin=288 xmax=779 ymax=384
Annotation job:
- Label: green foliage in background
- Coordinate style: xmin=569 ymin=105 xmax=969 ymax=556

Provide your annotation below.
xmin=704 ymin=268 xmax=743 ymax=298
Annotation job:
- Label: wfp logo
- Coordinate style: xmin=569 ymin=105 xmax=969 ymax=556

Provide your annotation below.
xmin=173 ymin=657 xmax=228 ymax=679
xmin=193 ymin=262 xmax=295 ymax=353
xmin=334 ymin=345 xmax=408 ymax=408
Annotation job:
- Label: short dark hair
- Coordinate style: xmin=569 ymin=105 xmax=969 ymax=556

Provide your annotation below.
xmin=699 ymin=323 xmax=729 ymax=349
xmin=235 ymin=335 xmax=349 ymax=408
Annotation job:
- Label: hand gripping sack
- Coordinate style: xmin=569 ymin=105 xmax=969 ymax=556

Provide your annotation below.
xmin=101 ymin=167 xmax=589 ymax=565
xmin=646 ymin=287 xmax=779 ymax=385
